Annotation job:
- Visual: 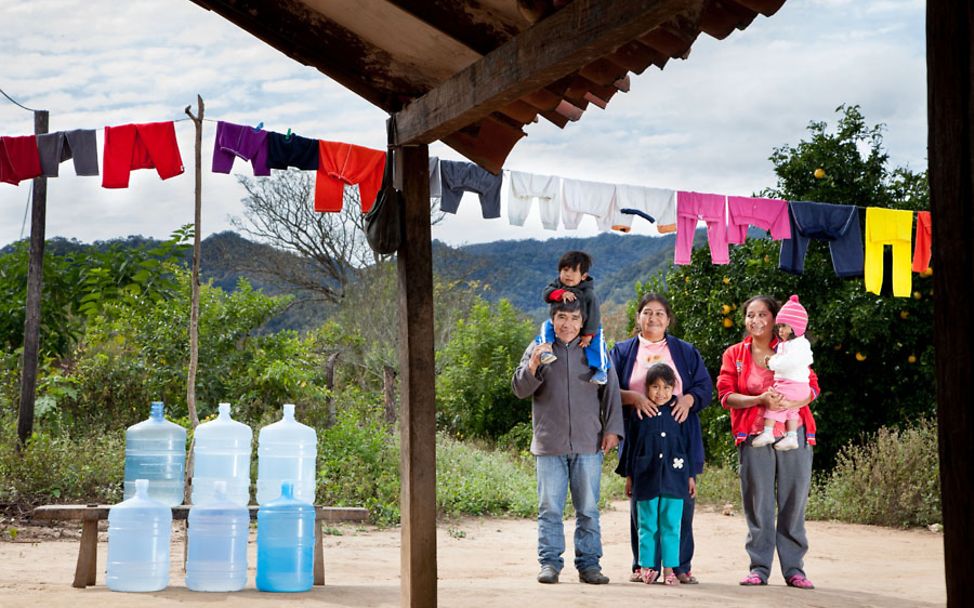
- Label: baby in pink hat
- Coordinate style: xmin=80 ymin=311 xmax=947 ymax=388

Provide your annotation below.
xmin=753 ymin=295 xmax=813 ymax=452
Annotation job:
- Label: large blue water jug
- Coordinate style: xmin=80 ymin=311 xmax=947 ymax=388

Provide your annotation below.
xmin=256 ymin=481 xmax=315 ymax=592
xmin=106 ymin=478 xmax=173 ymax=592
xmin=186 ymin=480 xmax=250 ymax=592
xmin=256 ymin=404 xmax=317 ymax=505
xmin=191 ymin=402 xmax=252 ymax=506
xmin=124 ymin=401 xmax=186 ymax=506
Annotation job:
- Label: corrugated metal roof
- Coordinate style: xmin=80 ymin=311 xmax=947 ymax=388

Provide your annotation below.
xmin=189 ymin=0 xmax=787 ymax=172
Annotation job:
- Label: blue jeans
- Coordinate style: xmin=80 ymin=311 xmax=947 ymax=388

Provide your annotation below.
xmin=536 ymin=452 xmax=604 ymax=572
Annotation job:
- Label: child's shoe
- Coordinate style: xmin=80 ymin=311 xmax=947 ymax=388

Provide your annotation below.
xmin=589 ymin=369 xmax=608 ymax=385
xmin=640 ymin=568 xmax=659 ymax=584
xmin=751 ymin=431 xmax=775 ymax=448
xmin=539 ymin=352 xmax=558 ymax=365
xmin=775 ymin=434 xmax=799 ymax=451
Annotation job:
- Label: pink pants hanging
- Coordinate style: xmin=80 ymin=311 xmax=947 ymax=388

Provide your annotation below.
xmin=674 ymin=191 xmax=728 ymax=265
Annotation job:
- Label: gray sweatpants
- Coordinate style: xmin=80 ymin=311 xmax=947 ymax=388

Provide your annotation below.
xmin=738 ymin=427 xmax=812 ymax=582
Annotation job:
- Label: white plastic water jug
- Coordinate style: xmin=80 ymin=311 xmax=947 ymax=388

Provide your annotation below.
xmin=124 ymin=401 xmax=186 ymax=506
xmin=191 ymin=402 xmax=252 ymax=506
xmin=106 ymin=478 xmax=172 ymax=592
xmin=256 ymin=404 xmax=317 ymax=505
xmin=186 ymin=480 xmax=250 ymax=592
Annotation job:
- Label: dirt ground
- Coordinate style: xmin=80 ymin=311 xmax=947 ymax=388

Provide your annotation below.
xmin=0 ymin=500 xmax=945 ymax=607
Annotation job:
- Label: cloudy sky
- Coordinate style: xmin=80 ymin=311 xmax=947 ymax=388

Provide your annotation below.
xmin=0 ymin=0 xmax=925 ymax=247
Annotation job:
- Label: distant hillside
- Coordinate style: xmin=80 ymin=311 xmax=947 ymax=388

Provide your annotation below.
xmin=433 ymin=232 xmax=678 ymax=318
xmin=4 ymin=229 xmax=716 ymax=330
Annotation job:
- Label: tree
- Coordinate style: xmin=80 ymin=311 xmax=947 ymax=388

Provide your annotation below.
xmin=638 ymin=105 xmax=932 ymax=468
xmin=230 ymin=169 xmax=446 ymax=304
xmin=231 ymin=170 xmax=371 ymax=303
xmin=435 ymin=298 xmax=535 ymax=440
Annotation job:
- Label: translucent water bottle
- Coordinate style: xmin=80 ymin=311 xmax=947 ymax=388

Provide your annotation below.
xmin=256 ymin=481 xmax=315 ymax=592
xmin=192 ymin=402 xmax=252 ymax=506
xmin=256 ymin=404 xmax=317 ymax=505
xmin=124 ymin=401 xmax=186 ymax=506
xmin=106 ymin=478 xmax=172 ymax=592
xmin=186 ymin=480 xmax=250 ymax=592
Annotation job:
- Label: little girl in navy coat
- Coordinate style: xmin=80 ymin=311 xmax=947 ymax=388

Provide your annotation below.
xmin=616 ymin=363 xmax=697 ymax=586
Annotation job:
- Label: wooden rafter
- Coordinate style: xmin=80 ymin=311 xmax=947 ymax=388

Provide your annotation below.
xmin=393 ymin=0 xmax=696 ymax=146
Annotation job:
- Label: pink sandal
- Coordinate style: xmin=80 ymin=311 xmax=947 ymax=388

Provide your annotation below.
xmin=786 ymin=574 xmax=815 ymax=589
xmin=640 ymin=568 xmax=659 ymax=584
xmin=662 ymin=571 xmax=678 ymax=586
xmin=739 ymin=572 xmax=767 ymax=586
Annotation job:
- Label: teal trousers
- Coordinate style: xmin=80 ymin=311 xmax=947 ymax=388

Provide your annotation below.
xmin=636 ymin=496 xmax=683 ymax=568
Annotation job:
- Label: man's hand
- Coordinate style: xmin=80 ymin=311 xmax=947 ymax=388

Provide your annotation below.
xmin=601 ymin=433 xmax=620 ymax=453
xmin=528 ymin=343 xmax=552 ymax=376
xmin=561 ymin=291 xmax=577 ymax=302
xmin=672 ymin=394 xmax=694 ymax=423
xmin=578 ymin=334 xmax=593 ymax=348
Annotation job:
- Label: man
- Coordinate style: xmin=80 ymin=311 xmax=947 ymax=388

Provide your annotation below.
xmin=512 ymin=299 xmax=624 ymax=585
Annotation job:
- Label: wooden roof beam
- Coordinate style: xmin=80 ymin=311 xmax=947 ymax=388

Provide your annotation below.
xmin=393 ymin=0 xmax=695 ymax=145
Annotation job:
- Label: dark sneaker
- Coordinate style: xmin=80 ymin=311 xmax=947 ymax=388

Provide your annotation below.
xmin=578 ymin=568 xmax=610 ymax=584
xmin=539 ymin=352 xmax=558 ymax=365
xmin=589 ymin=369 xmax=608 ymax=385
xmin=537 ymin=565 xmax=559 ymax=584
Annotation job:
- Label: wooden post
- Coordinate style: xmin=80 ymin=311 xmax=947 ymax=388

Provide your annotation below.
xmin=395 ymin=141 xmax=436 ymax=607
xmin=17 ymin=109 xmax=49 ymax=447
xmin=183 ymin=96 xmax=204 ymax=506
xmin=927 ymin=2 xmax=973 ymax=605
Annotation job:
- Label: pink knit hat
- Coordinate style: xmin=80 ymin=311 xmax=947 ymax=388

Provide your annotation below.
xmin=776 ymin=295 xmax=808 ymax=337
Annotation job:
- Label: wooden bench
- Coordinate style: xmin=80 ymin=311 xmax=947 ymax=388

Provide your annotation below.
xmin=31 ymin=504 xmax=370 ymax=589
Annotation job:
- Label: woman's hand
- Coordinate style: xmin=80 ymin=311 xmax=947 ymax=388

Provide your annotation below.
xmin=632 ymin=394 xmax=659 ymax=420
xmin=778 ymin=390 xmax=815 ymax=411
xmin=688 ymin=477 xmax=697 ymax=499
xmin=760 ymin=389 xmax=784 ymax=410
xmin=625 ymin=476 xmax=633 ymax=497
xmin=672 ymin=394 xmax=694 ymax=423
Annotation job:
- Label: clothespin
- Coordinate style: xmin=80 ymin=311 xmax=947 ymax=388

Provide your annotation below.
xmin=253 ymin=121 xmax=264 ymax=132
xmin=285 ymin=127 xmax=292 ymax=140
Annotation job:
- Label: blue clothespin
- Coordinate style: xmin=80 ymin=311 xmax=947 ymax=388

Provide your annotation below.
xmin=253 ymin=121 xmax=264 ymax=132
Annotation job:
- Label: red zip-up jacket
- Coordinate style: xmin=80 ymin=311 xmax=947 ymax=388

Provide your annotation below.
xmin=717 ymin=336 xmax=818 ymax=446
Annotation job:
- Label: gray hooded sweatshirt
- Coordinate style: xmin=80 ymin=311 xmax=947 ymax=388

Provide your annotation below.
xmin=512 ymin=337 xmax=624 ymax=456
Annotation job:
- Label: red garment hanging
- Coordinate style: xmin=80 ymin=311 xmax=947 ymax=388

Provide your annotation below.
xmin=102 ymin=122 xmax=184 ymax=188
xmin=912 ymin=210 xmax=932 ymax=273
xmin=0 ymin=135 xmax=42 ymax=185
xmin=314 ymin=140 xmax=385 ymax=213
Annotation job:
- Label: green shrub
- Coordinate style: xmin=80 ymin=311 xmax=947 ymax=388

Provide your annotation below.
xmin=0 ymin=413 xmax=123 ymax=514
xmin=316 ymin=393 xmax=400 ymax=525
xmin=436 ymin=436 xmax=537 ymax=517
xmin=695 ymin=464 xmax=742 ymax=511
xmin=807 ymin=418 xmax=940 ymax=527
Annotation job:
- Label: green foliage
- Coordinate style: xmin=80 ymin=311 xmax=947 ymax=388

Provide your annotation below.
xmin=634 ymin=105 xmax=932 ymax=469
xmin=807 ymin=418 xmax=940 ymax=527
xmin=435 ymin=298 xmax=536 ymax=440
xmin=694 ymin=464 xmax=742 ymax=511
xmin=0 ymin=227 xmax=190 ymax=360
xmin=316 ymin=391 xmax=401 ymax=525
xmin=32 ymin=272 xmax=325 ymax=429
xmin=0 ymin=412 xmax=123 ymax=512
xmin=436 ymin=436 xmax=537 ymax=517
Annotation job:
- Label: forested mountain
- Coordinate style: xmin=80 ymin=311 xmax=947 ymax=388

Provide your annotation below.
xmin=4 ymin=229 xmax=693 ymax=329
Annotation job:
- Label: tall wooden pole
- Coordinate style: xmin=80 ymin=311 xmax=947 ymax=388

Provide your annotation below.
xmin=395 ymin=139 xmax=436 ymax=608
xmin=17 ymin=109 xmax=49 ymax=447
xmin=927 ymin=2 xmax=973 ymax=605
xmin=183 ymin=96 xmax=204 ymax=506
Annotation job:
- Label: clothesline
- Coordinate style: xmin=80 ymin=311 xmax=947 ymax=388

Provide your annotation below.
xmin=0 ymin=87 xmax=40 ymax=113
xmin=1 ymin=105 xmax=931 ymax=298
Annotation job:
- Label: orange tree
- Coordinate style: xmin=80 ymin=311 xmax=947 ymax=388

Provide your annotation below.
xmin=634 ymin=105 xmax=932 ymax=468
